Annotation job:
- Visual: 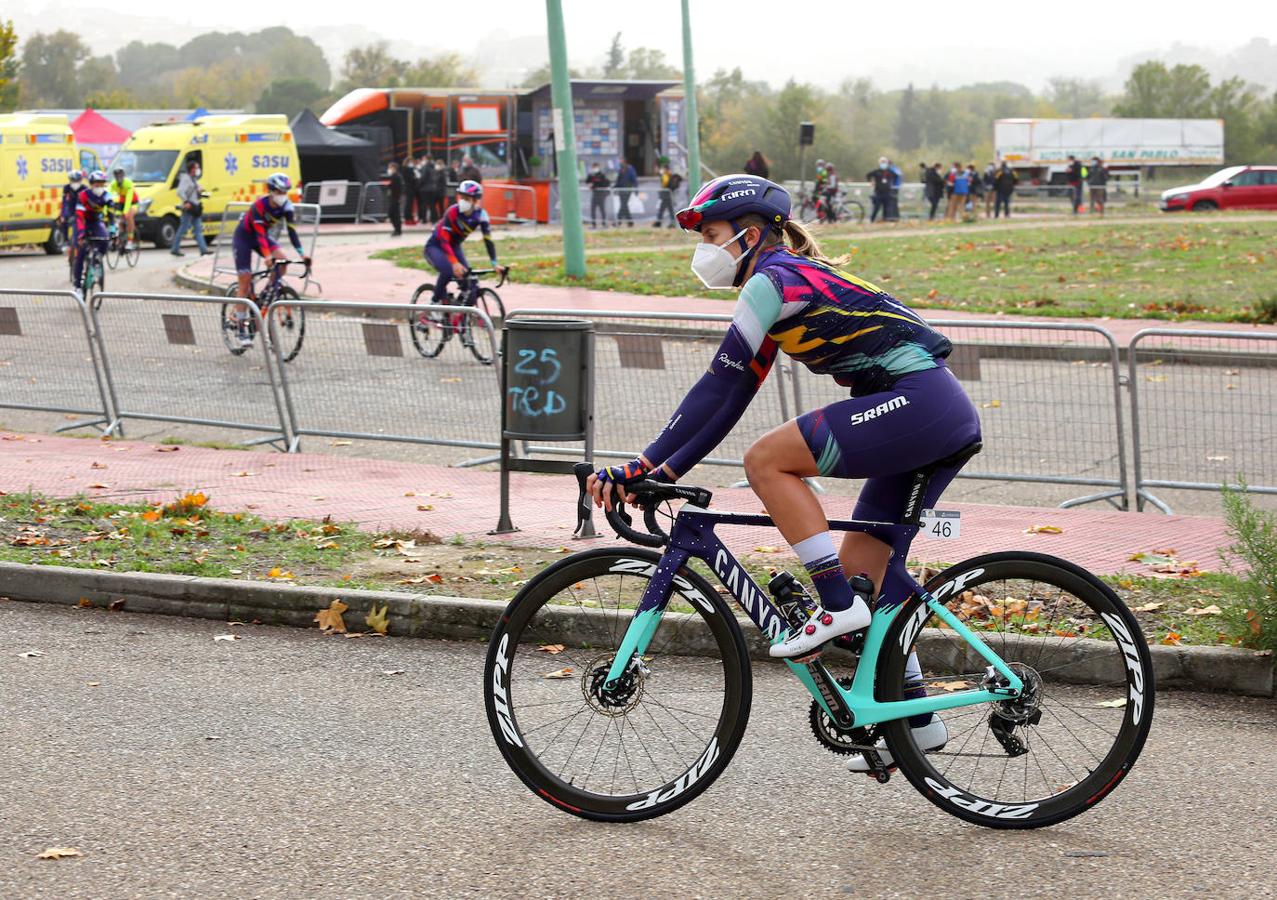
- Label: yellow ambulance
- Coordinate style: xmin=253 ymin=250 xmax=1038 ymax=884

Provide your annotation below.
xmin=113 ymin=113 xmax=302 ymax=247
xmin=0 ymin=113 xmax=100 ymax=253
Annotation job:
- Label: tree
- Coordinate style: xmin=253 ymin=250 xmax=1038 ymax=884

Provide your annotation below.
xmin=1115 ymin=61 xmax=1212 ymax=118
xmin=257 ymin=77 xmax=326 ymax=118
xmin=240 ymin=27 xmax=330 ymax=88
xmin=402 ymin=53 xmax=479 ymax=87
xmin=77 ymin=55 xmax=119 ymax=100
xmin=0 ymin=20 xmax=18 ymax=112
xmin=895 ymin=83 xmax=921 ymax=152
xmin=520 ymin=61 xmax=581 ymax=88
xmin=171 ymin=59 xmax=269 ymax=109
xmin=19 ymin=30 xmax=89 ymax=107
xmin=1045 ymin=77 xmax=1109 ymax=117
xmin=624 ymin=47 xmax=680 ymax=80
xmin=1210 ymin=75 xmax=1261 ymax=162
xmin=339 ymin=42 xmax=405 ymax=91
xmin=603 ymin=32 xmax=624 ymax=78
xmin=116 ymin=40 xmax=182 ymax=91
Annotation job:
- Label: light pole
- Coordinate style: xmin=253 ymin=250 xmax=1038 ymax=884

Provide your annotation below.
xmin=546 ymin=0 xmax=586 ymax=277
xmin=680 ymin=0 xmax=702 ymax=194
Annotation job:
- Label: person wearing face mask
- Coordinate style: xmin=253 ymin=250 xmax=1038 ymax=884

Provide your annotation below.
xmin=588 ymin=175 xmax=979 ymax=770
xmin=59 ymin=170 xmax=85 ymax=274
xmin=111 ymin=166 xmax=139 ymax=248
xmin=867 ymin=157 xmax=893 ymax=223
xmin=228 ymin=173 xmax=310 ymax=343
xmin=72 ymin=170 xmax=115 ymax=292
xmin=423 ymin=180 xmax=507 ymax=307
xmin=584 ymin=163 xmax=610 ymax=228
xmin=171 ymin=158 xmax=211 ymax=256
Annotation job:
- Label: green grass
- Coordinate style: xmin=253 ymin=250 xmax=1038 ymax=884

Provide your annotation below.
xmin=380 ymin=217 xmax=1277 ymax=322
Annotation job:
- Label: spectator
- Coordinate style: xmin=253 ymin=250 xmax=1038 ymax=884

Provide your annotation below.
xmin=1066 ymin=154 xmax=1083 ymax=214
xmin=1088 ymin=156 xmax=1109 ymax=216
xmin=946 ymin=162 xmax=968 ymax=221
xmin=924 ymin=162 xmax=945 ymax=220
xmin=415 ymin=157 xmax=434 ymax=224
xmin=401 ymin=158 xmax=419 ymax=225
xmin=744 ymin=150 xmax=771 ymax=178
xmin=993 ymin=160 xmax=1017 ymax=218
xmin=653 ymin=161 xmax=680 ymax=228
xmin=614 ymin=157 xmax=638 ymax=227
xmin=821 ymin=163 xmax=840 ymax=222
xmin=383 ymin=161 xmax=403 ymax=236
xmin=886 ymin=157 xmax=903 ymax=221
xmin=867 ymin=157 xmax=893 ymax=223
xmin=585 ymin=163 xmax=610 ymax=228
xmin=982 ymin=162 xmax=996 ymax=218
xmin=966 ymin=163 xmax=984 ymax=218
xmin=432 ymin=160 xmax=450 ymax=220
xmin=460 ymin=155 xmax=482 ymax=184
xmin=420 ymin=158 xmax=444 ymax=224
xmin=170 ymin=158 xmax=210 ymax=256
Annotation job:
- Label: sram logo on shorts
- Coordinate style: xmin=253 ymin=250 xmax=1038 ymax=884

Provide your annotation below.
xmin=625 ymin=737 xmax=719 ymax=810
xmin=850 ymin=395 xmax=909 ymax=426
xmin=924 ymin=776 xmax=1039 ymax=819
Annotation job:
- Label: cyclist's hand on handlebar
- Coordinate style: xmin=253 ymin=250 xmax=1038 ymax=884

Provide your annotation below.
xmin=302 ymin=256 xmax=312 ymax=270
xmin=451 ymin=261 xmax=467 ymax=279
xmin=587 ymin=457 xmax=652 ymax=512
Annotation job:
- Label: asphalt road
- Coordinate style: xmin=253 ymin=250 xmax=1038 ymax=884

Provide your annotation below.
xmin=1 ymin=236 xmax=1272 ymax=515
xmin=2 ymin=599 xmax=1275 ymax=898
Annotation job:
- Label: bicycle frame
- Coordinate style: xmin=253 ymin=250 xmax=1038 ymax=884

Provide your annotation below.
xmin=602 ymin=506 xmax=1024 ymax=729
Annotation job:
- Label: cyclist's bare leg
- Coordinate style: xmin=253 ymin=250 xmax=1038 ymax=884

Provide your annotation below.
xmin=743 ymin=421 xmax=825 ymax=544
xmin=124 ymin=210 xmax=136 ymax=243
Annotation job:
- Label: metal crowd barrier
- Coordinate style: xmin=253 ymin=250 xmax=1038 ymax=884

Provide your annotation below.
xmin=0 ymin=288 xmax=113 ymax=433
xmin=269 ymin=300 xmax=500 ymax=454
xmin=356 ymin=181 xmax=388 ymax=223
xmin=506 ymin=309 xmax=792 ymax=467
xmin=91 ymin=292 xmax=291 ymax=449
xmin=1128 ymin=328 xmax=1277 ymax=513
xmin=575 ymin=179 xmax=681 ymax=226
xmin=208 ymin=201 xmax=322 ymax=295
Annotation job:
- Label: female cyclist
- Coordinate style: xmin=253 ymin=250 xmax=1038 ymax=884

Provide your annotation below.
xmin=587 ymin=174 xmax=982 ymax=770
xmin=424 ymin=180 xmax=506 ymax=303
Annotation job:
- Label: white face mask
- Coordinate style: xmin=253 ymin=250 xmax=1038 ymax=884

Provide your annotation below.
xmin=457 ymin=198 xmax=474 ymax=214
xmin=92 ymin=186 xmax=108 ymax=198
xmin=690 ymin=228 xmax=749 ymax=289
xmin=192 ymin=168 xmax=201 ymax=178
xmin=271 ymin=192 xmax=288 ymax=207
xmin=70 ymin=180 xmax=83 ymax=189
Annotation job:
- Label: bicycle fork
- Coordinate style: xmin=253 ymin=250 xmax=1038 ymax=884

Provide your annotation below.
xmin=602 ymin=548 xmax=691 ymax=691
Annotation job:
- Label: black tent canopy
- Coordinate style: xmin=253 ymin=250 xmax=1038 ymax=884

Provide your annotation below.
xmin=290 ymin=108 xmax=382 ymax=184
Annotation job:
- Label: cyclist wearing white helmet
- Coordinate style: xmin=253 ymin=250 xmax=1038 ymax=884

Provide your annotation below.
xmin=424 ymin=179 xmax=506 ymax=302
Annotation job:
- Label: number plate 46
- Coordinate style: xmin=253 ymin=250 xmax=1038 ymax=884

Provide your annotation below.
xmin=920 ymin=509 xmax=960 ymax=540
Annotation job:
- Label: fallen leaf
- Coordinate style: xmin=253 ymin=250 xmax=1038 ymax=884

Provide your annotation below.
xmin=90 ymin=461 xmax=107 ymax=470
xmin=229 ymin=471 xmax=258 ymax=478
xmin=981 ymin=399 xmax=1002 ymax=409
xmin=416 ymin=504 xmax=433 ymax=511
xmin=1025 ymin=525 xmax=1063 ymax=535
xmin=440 ymin=377 xmax=462 ymax=384
xmin=1132 ymin=602 xmax=1163 ymax=612
xmin=19 ymin=650 xmax=44 ymax=658
xmin=107 ymin=598 xmax=125 ymax=611
xmin=76 ymin=598 xmax=94 ymax=608
xmin=315 ymin=599 xmax=348 ymax=633
xmin=543 ymin=667 xmax=574 ymax=679
xmin=754 ymin=545 xmax=782 ymax=553
xmin=1184 ymin=604 xmax=1222 ymax=616
xmin=343 ymin=631 xmax=367 ymax=639
xmin=267 ymin=567 xmax=295 ymax=580
xmin=156 ymin=446 xmax=181 ymax=452
xmin=213 ymin=634 xmax=240 ymax=642
xmin=329 ymin=440 xmax=353 ymax=446
xmin=314 ymin=540 xmax=339 ymax=550
xmin=933 ymin=680 xmax=970 ymax=692
xmin=87 ymin=482 xmax=109 ymax=489
xmin=426 ymin=573 xmax=443 ymax=584
xmin=1145 ymin=374 xmax=1168 ymax=383
xmin=86 ymin=681 xmax=100 ymax=687
xmin=1160 ymin=631 xmax=1182 ymax=646
xmin=403 ymin=491 xmax=416 ymax=497
xmin=365 ymin=604 xmax=390 ymax=635
xmin=1246 ymin=609 xmax=1262 ymax=637
xmin=1096 ymin=698 xmax=1127 ymax=709
xmin=537 ymin=644 xmax=566 ymax=654
xmin=140 ymin=509 xmax=161 ymax=522
xmin=36 ymin=847 xmax=81 ymax=860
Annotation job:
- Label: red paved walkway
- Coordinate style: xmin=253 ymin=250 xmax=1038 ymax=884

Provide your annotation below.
xmin=2 ymin=432 xmax=1232 ymax=577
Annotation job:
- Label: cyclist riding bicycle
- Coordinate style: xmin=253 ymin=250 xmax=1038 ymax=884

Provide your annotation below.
xmin=111 ymin=166 xmax=138 ymax=247
xmin=59 ymin=170 xmax=84 ymax=270
xmin=229 ymin=172 xmax=310 ymax=345
xmin=587 ymin=174 xmax=982 ymax=771
xmin=424 ymin=180 xmax=506 ymax=303
xmin=73 ymin=170 xmax=114 ymax=292
xmin=821 ymin=162 xmax=840 ymax=222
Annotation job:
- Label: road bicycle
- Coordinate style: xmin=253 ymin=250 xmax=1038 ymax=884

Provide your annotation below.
xmin=105 ymin=214 xmax=140 ymax=270
xmin=484 ymin=448 xmax=1154 ymax=828
xmin=221 ymin=259 xmax=308 ymax=362
xmin=796 ymin=188 xmax=865 ymax=225
xmin=409 ymin=267 xmax=507 ymax=365
xmin=76 ymin=238 xmax=108 ymax=312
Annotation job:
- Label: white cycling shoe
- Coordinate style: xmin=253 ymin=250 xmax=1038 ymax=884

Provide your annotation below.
xmin=847 ymin=717 xmax=949 ymax=772
xmin=768 ymin=599 xmax=870 ymax=659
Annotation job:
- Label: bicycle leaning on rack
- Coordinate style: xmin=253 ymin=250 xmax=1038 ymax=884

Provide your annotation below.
xmin=221 ymin=259 xmax=309 ymax=361
xmin=484 ymin=452 xmax=1154 ymax=828
xmin=408 ymin=266 xmax=507 ymax=365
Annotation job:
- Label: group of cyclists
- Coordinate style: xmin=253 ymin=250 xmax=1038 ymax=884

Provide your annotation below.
xmin=57 ymin=166 xmax=139 ymax=289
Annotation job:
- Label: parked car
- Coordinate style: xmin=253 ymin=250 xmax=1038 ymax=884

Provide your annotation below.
xmin=1159 ymin=165 xmax=1277 ymax=212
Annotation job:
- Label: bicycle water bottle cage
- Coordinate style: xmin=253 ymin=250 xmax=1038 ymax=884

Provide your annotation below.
xmin=899 ymin=440 xmax=982 ymax=526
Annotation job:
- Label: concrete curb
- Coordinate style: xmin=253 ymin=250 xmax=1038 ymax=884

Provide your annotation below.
xmin=2 ymin=562 xmax=1272 ymax=697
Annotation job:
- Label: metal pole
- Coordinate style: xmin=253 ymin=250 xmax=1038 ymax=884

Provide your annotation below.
xmin=680 ymin=0 xmax=702 ymax=194
xmin=545 ymin=0 xmax=586 ymax=278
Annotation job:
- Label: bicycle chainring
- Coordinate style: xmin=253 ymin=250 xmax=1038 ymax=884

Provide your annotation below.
xmin=809 ymin=677 xmax=878 ymax=755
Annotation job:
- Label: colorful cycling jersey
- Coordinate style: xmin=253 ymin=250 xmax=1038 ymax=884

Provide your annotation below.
xmin=75 ymin=187 xmax=113 ymax=233
xmin=111 ymin=177 xmax=137 ymax=213
xmin=235 ymin=195 xmax=304 ymax=257
xmin=60 ymin=184 xmax=80 ymax=221
xmin=427 ymin=203 xmax=493 ymax=265
xmin=643 ymin=246 xmax=951 ymax=478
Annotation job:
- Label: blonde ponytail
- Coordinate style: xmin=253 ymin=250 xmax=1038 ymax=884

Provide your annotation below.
xmin=779 ymin=220 xmax=850 ymax=268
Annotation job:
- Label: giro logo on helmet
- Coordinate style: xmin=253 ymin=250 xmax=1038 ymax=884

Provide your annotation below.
xmin=720 ymin=189 xmax=757 ymax=201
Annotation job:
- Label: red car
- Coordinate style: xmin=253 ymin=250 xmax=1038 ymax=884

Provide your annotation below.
xmin=1159 ymin=165 xmax=1277 ymax=212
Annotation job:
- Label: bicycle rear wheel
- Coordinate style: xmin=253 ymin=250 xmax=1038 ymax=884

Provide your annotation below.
xmin=105 ymin=237 xmax=121 ymax=270
xmin=877 ymin=551 xmax=1154 ymax=829
xmin=844 ymin=199 xmax=866 ymax=224
xmin=484 ymin=547 xmax=752 ymax=822
xmin=125 ymin=239 xmax=140 ymax=267
xmin=464 ymin=287 xmax=504 ymax=364
xmin=267 ymin=285 xmax=306 ymax=362
xmin=408 ymin=284 xmax=448 ymax=358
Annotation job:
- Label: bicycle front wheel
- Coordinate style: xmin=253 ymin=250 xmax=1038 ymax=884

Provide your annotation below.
xmin=877 ymin=551 xmax=1154 ymax=829
xmin=844 ymin=200 xmax=865 ymax=224
xmin=125 ymin=239 xmax=140 ymax=267
xmin=484 ymin=547 xmax=752 ymax=822
xmin=88 ymin=257 xmax=105 ymax=310
xmin=220 ymin=289 xmax=257 ymax=356
xmin=105 ymin=239 xmax=121 ymax=270
xmin=465 ymin=287 xmax=504 ymax=364
xmin=408 ymin=284 xmax=448 ymax=358
xmin=267 ymin=286 xmax=306 ymax=362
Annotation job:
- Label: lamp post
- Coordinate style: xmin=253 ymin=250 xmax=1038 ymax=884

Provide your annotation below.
xmin=546 ymin=0 xmax=586 ymax=277
xmin=680 ymin=0 xmax=702 ymax=194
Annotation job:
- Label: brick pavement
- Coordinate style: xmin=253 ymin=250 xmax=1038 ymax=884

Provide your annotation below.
xmin=1 ymin=431 xmax=1233 ymax=578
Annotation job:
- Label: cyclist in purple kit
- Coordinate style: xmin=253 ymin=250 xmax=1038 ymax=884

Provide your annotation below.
xmin=424 ymin=179 xmax=506 ymax=305
xmin=587 ymin=174 xmax=982 ymax=772
xmin=229 ymin=172 xmax=310 ymax=345
xmin=72 ymin=170 xmax=113 ymax=292
xmin=59 ymin=170 xmax=84 ymax=274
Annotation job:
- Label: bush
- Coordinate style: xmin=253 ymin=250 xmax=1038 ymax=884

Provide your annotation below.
xmin=1250 ymin=293 xmax=1277 ymax=325
xmin=1220 ymin=483 xmax=1277 ymax=652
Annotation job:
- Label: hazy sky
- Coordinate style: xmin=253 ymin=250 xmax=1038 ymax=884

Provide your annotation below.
xmin=15 ymin=0 xmax=1277 ymax=92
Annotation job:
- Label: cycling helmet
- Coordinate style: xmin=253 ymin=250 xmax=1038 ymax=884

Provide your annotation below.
xmin=88 ymin=169 xmax=108 ymax=183
xmin=457 ymin=179 xmax=483 ymax=199
xmin=69 ymin=170 xmax=84 ymax=182
xmin=266 ymin=172 xmax=292 ymax=192
xmin=675 ymin=174 xmax=790 ymax=234
xmin=112 ymin=166 xmax=125 ymax=176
